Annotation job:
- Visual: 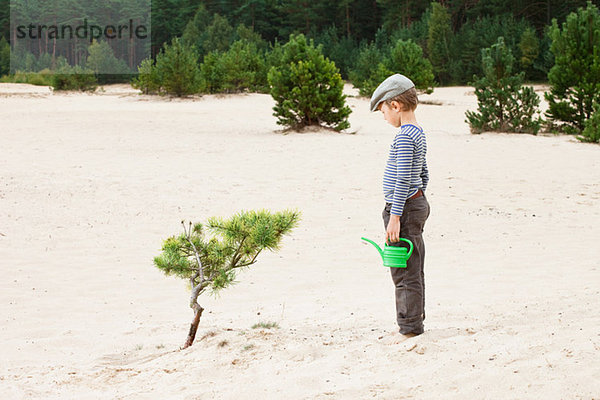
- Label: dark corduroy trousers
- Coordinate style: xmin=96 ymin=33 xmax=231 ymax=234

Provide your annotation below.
xmin=382 ymin=194 xmax=430 ymax=335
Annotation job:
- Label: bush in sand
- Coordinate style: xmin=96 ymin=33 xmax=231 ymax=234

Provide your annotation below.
xmin=133 ymin=37 xmax=202 ymax=97
xmin=268 ymin=34 xmax=351 ymax=132
xmin=580 ymin=103 xmax=600 ymax=143
xmin=466 ymin=37 xmax=542 ymax=134
xmin=545 ymin=1 xmax=600 ymax=135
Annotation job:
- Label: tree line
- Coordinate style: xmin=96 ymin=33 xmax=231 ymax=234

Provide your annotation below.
xmin=1 ymin=0 xmax=599 ymax=81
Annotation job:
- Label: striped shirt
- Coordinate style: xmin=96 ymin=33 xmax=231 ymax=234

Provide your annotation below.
xmin=383 ymin=124 xmax=429 ymax=216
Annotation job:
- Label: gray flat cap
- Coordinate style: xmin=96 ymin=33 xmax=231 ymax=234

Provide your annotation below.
xmin=369 ymin=74 xmax=415 ymax=112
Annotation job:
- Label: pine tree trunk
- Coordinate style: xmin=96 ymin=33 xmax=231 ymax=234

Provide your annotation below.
xmin=346 ymin=4 xmax=351 ymax=38
xmin=183 ymin=304 xmax=204 ymax=349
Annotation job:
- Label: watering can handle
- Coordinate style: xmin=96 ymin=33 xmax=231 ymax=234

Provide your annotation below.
xmin=397 ymin=238 xmax=414 ymax=259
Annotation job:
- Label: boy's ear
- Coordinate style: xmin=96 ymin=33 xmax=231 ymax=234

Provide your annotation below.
xmin=390 ymin=100 xmax=404 ymax=112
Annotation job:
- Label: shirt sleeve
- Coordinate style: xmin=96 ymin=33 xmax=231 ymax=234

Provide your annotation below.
xmin=391 ymin=135 xmax=414 ymax=216
xmin=421 ymin=159 xmax=429 ymax=192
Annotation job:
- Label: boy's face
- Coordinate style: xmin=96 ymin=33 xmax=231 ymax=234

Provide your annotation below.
xmin=378 ymin=101 xmax=402 ymax=128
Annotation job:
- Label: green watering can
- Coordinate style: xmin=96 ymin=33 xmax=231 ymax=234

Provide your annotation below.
xmin=361 ymin=237 xmax=413 ymax=268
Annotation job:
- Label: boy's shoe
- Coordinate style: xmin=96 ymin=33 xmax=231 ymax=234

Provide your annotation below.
xmin=381 ymin=331 xmax=420 ymax=345
xmin=399 ymin=332 xmax=420 ymax=338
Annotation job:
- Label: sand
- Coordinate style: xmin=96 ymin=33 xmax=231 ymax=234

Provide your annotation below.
xmin=0 ymin=82 xmax=599 ymax=399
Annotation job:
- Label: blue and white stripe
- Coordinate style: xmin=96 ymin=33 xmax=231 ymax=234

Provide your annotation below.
xmin=383 ymin=124 xmax=429 ymax=216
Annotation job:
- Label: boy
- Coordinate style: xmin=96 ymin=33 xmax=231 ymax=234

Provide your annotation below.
xmin=370 ymin=74 xmax=431 ymax=339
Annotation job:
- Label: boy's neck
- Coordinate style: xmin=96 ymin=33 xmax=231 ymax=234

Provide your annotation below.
xmin=399 ymin=110 xmax=419 ymax=127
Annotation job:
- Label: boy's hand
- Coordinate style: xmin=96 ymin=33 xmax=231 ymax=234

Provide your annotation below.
xmin=386 ymin=215 xmax=401 ymax=244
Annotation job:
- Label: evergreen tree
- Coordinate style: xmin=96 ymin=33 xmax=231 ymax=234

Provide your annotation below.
xmin=518 ymin=27 xmax=539 ymax=77
xmin=387 ymin=39 xmax=435 ymax=93
xmin=580 ymin=102 xmax=600 ymax=143
xmin=151 ymin=0 xmax=199 ymax=55
xmin=86 ymin=40 xmax=131 ymax=75
xmin=427 ymin=2 xmax=452 ymax=84
xmin=265 ymin=38 xmax=285 ymax=70
xmin=204 ymin=14 xmax=236 ymax=54
xmin=234 ymin=0 xmax=281 ymax=43
xmin=268 ymin=34 xmax=351 ymax=131
xmin=276 ymin=0 xmax=330 ymax=37
xmin=388 ymin=9 xmax=431 ymax=52
xmin=0 ymin=0 xmax=8 ymax=41
xmin=181 ymin=4 xmax=213 ymax=58
xmin=200 ymin=39 xmax=269 ymax=93
xmin=532 ymin=28 xmax=555 ymax=82
xmin=377 ymin=0 xmax=429 ymax=31
xmin=133 ymin=37 xmax=201 ymax=97
xmin=154 ymin=37 xmax=202 ymax=97
xmin=312 ymin=25 xmax=360 ymax=79
xmin=0 ymin=36 xmax=9 ymax=77
xmin=154 ymin=209 xmax=300 ymax=348
xmin=235 ymin=24 xmax=269 ymax=51
xmin=465 ymin=37 xmax=542 ymax=134
xmin=351 ymin=38 xmax=434 ymax=96
xmin=131 ymin=57 xmax=162 ymax=94
xmin=183 ymin=7 xmax=268 ymax=62
xmin=545 ymin=1 xmax=600 ymax=134
xmin=349 ymin=43 xmax=386 ymax=96
xmin=449 ymin=14 xmax=533 ymax=84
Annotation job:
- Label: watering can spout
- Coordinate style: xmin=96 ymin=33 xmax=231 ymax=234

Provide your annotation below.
xmin=361 ymin=237 xmax=384 ymax=259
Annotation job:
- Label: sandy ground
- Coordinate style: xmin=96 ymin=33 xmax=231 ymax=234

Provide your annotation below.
xmin=0 ymin=82 xmax=599 ymax=399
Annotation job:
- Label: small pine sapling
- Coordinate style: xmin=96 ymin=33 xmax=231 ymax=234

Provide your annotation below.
xmin=154 ymin=209 xmax=300 ymax=348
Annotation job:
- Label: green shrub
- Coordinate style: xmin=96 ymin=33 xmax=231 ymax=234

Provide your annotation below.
xmin=355 ymin=62 xmax=395 ymax=98
xmin=268 ymin=34 xmax=351 ymax=132
xmin=26 ymin=69 xmax=54 ymax=86
xmin=182 ymin=11 xmax=235 ymax=59
xmin=427 ymin=2 xmax=452 ymax=85
xmin=51 ymin=65 xmax=98 ymax=91
xmin=200 ymin=40 xmax=268 ymax=93
xmin=131 ymin=58 xmax=162 ymax=94
xmin=234 ymin=24 xmax=269 ymax=52
xmin=133 ymin=37 xmax=201 ymax=97
xmin=349 ymin=43 xmax=386 ymax=96
xmin=350 ymin=39 xmax=434 ymax=97
xmin=545 ymin=2 xmax=600 ymax=134
xmin=156 ymin=37 xmax=202 ymax=97
xmin=387 ymin=39 xmax=434 ymax=93
xmin=265 ymin=39 xmax=285 ymax=71
xmin=182 ymin=4 xmax=267 ymax=63
xmin=580 ymin=103 xmax=600 ymax=143
xmin=465 ymin=37 xmax=542 ymax=134
xmin=0 ymin=69 xmax=54 ymax=86
xmin=86 ymin=40 xmax=134 ymax=85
